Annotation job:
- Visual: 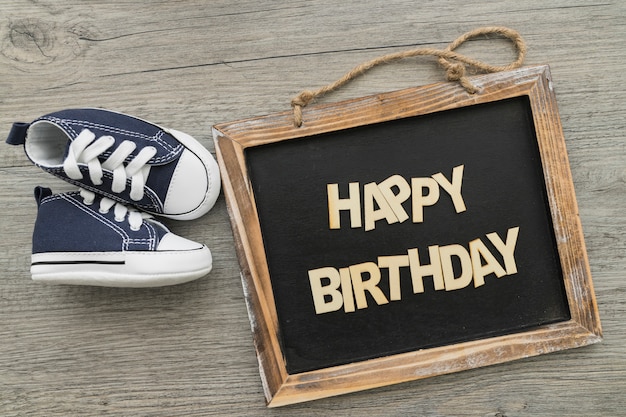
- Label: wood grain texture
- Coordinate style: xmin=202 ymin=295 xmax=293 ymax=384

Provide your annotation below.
xmin=1 ymin=1 xmax=624 ymax=415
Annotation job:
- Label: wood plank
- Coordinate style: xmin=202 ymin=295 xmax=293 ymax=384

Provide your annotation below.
xmin=0 ymin=0 xmax=624 ymax=415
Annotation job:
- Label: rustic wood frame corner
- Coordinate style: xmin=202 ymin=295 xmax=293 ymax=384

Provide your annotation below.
xmin=212 ymin=65 xmax=602 ymax=407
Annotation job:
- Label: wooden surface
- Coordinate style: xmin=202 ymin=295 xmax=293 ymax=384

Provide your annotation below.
xmin=0 ymin=1 xmax=624 ymax=415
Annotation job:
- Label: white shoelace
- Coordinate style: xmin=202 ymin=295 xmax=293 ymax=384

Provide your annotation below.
xmin=64 ymin=129 xmax=157 ymax=201
xmin=79 ymin=188 xmax=151 ymax=231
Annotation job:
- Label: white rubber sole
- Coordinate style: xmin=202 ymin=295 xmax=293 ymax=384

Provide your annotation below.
xmin=31 ymin=246 xmax=212 ymax=288
xmin=162 ymin=128 xmax=221 ymax=221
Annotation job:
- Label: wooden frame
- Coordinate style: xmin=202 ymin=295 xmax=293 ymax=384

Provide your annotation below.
xmin=212 ymin=65 xmax=602 ymax=407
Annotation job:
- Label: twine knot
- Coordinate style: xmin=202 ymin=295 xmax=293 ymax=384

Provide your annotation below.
xmin=290 ymin=26 xmax=527 ymax=127
xmin=291 ymin=90 xmax=315 ymax=108
xmin=291 ymin=90 xmax=316 ymax=127
xmin=442 ymin=61 xmax=479 ymax=94
xmin=445 ymin=62 xmax=466 ymax=81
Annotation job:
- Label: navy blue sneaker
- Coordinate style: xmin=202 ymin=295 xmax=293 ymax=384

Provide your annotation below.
xmin=6 ymin=108 xmax=220 ymax=220
xmin=30 ymin=186 xmax=213 ymax=287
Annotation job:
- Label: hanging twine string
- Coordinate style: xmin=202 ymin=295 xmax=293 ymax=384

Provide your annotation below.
xmin=291 ymin=26 xmax=527 ymax=127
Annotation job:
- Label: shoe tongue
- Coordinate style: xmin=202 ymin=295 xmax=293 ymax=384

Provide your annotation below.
xmin=61 ymin=137 xmax=72 ymax=161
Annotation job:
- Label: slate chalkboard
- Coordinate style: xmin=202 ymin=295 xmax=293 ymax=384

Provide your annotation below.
xmin=246 ymin=96 xmax=570 ymax=373
xmin=213 ymin=65 xmax=601 ymax=407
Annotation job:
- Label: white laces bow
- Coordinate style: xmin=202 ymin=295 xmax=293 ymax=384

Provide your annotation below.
xmin=64 ymin=129 xmax=157 ymax=201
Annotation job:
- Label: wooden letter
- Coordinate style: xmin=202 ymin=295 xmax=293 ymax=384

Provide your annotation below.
xmin=378 ymin=255 xmax=410 ymax=301
xmin=327 ymin=182 xmax=362 ymax=229
xmin=339 ymin=267 xmax=356 ymax=313
xmin=439 ymin=244 xmax=473 ymax=291
xmin=469 ymin=238 xmax=507 ymax=287
xmin=411 ymin=177 xmax=440 ymax=223
xmin=309 ymin=267 xmax=343 ymax=314
xmin=407 ymin=246 xmax=445 ymax=293
xmin=378 ymin=175 xmax=411 ymax=223
xmin=364 ymin=182 xmax=399 ymax=231
xmin=350 ymin=262 xmax=389 ymax=309
xmin=432 ymin=164 xmax=467 ymax=214
xmin=487 ymin=227 xmax=520 ymax=275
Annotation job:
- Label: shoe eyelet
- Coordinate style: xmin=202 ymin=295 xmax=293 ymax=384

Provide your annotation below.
xmin=99 ymin=208 xmax=109 ymax=215
xmin=130 ymin=225 xmax=141 ymax=232
xmin=114 ymin=216 xmax=125 ymax=222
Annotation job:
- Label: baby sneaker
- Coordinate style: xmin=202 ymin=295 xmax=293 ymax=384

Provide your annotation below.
xmin=30 ymin=186 xmax=213 ymax=287
xmin=6 ymin=108 xmax=220 ymax=220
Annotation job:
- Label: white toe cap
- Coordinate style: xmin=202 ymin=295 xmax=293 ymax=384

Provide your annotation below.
xmin=157 ymin=232 xmax=205 ymax=251
xmin=163 ymin=149 xmax=209 ymax=217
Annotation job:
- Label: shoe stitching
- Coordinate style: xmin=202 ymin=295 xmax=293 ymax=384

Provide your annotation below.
xmin=73 ymin=200 xmax=157 ymax=251
xmin=37 ymin=194 xmax=178 ymax=255
xmin=58 ymin=193 xmax=137 ymax=251
xmin=36 ymin=114 xmax=215 ymax=217
xmin=44 ymin=116 xmax=166 ymax=143
xmin=60 ymin=192 xmax=157 ymax=249
xmin=43 ymin=194 xmax=128 ymax=250
xmin=59 ymin=118 xmax=183 ymax=164
xmin=46 ymin=167 xmax=163 ymax=214
xmin=143 ymin=220 xmax=157 ymax=251
xmin=50 ymin=172 xmax=159 ymax=213
xmin=41 ymin=116 xmax=183 ymax=163
xmin=126 ymin=239 xmax=157 ymax=251
xmin=62 ymin=192 xmax=131 ymax=247
xmin=39 ymin=193 xmax=65 ymax=205
xmin=149 ymin=131 xmax=183 ymax=164
xmin=78 ymin=167 xmax=162 ymax=209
